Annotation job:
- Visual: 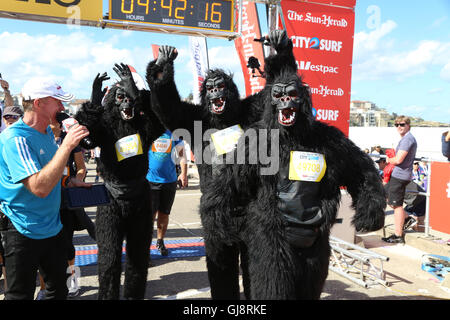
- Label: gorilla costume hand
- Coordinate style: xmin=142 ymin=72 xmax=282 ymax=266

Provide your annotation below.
xmin=155 ymin=45 xmax=178 ymax=66
xmin=113 ymin=63 xmax=139 ymax=100
xmin=91 ymin=72 xmax=110 ymax=106
xmin=267 ymin=29 xmax=289 ymax=52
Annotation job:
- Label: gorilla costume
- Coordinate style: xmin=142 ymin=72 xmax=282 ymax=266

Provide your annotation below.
xmin=75 ymin=65 xmax=165 ymax=299
xmin=146 ymin=30 xmax=297 ymax=299
xmin=203 ymin=69 xmax=386 ymax=299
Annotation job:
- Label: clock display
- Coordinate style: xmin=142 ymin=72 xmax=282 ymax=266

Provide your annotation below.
xmin=109 ymin=0 xmax=234 ymax=32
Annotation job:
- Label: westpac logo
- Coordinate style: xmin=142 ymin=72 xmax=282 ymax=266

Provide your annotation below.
xmin=312 ymin=108 xmax=340 ymax=121
xmin=291 ymin=36 xmax=343 ymax=53
xmin=297 ymin=61 xmax=339 ymax=75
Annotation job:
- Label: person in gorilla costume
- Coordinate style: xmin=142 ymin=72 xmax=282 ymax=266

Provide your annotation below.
xmin=74 ymin=64 xmax=165 ymax=300
xmin=203 ymin=69 xmax=386 ymax=299
xmin=146 ymin=30 xmax=297 ymax=299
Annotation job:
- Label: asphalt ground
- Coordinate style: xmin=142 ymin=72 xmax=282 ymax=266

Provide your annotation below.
xmin=1 ymin=161 xmax=449 ymax=306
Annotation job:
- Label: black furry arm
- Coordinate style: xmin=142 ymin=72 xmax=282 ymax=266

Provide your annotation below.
xmin=321 ymin=125 xmax=386 ymax=232
xmin=264 ymin=39 xmax=297 ymax=84
xmin=146 ymin=60 xmax=201 ymax=134
xmin=74 ymin=101 xmax=105 ymax=147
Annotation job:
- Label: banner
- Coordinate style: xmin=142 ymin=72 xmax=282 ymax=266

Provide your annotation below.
xmin=428 ymin=162 xmax=450 ymax=234
xmin=280 ymin=0 xmax=355 ymax=136
xmin=189 ymin=37 xmax=209 ymax=105
xmin=284 ymin=0 xmax=356 ymax=8
xmin=234 ymin=1 xmax=266 ymax=96
xmin=151 ymin=44 xmax=160 ymax=60
xmin=0 ymin=0 xmax=102 ymax=22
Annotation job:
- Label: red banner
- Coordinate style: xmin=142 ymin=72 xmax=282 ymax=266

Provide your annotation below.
xmin=283 ymin=0 xmax=356 ymax=8
xmin=280 ymin=0 xmax=355 ymax=136
xmin=428 ymin=162 xmax=450 ymax=234
xmin=234 ymin=1 xmax=266 ymax=96
xmin=151 ymin=44 xmax=160 ymax=60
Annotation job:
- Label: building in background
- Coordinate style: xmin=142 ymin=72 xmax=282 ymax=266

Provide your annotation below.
xmin=350 ymin=100 xmax=391 ymax=127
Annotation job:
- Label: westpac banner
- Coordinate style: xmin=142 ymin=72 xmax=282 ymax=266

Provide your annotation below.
xmin=189 ymin=36 xmax=209 ymax=105
xmin=234 ymin=1 xmax=265 ymax=96
xmin=281 ymin=0 xmax=355 ymax=136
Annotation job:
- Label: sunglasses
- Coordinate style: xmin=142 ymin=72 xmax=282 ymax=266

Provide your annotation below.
xmin=394 ymin=123 xmax=407 ymax=127
xmin=3 ymin=115 xmax=20 ymax=120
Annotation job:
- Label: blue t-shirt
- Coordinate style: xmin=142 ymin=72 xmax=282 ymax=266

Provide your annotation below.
xmin=392 ymin=131 xmax=417 ymax=181
xmin=0 ymin=118 xmax=62 ymax=239
xmin=147 ymin=130 xmax=182 ymax=183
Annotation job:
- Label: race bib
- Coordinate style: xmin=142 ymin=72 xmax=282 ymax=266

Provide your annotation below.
xmin=289 ymin=151 xmax=327 ymax=182
xmin=210 ymin=125 xmax=244 ymax=155
xmin=115 ymin=134 xmax=143 ymax=162
xmin=152 ymin=138 xmax=172 ymax=153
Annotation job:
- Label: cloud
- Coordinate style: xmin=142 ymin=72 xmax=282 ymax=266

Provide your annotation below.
xmin=440 ymin=62 xmax=450 ymax=81
xmin=352 ymin=21 xmax=450 ymax=81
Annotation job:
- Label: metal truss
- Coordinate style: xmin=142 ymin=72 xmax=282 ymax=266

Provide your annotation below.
xmin=329 ymin=236 xmax=390 ymax=288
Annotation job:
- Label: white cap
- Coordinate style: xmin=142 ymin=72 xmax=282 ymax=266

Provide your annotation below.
xmin=21 ymin=77 xmax=74 ymax=102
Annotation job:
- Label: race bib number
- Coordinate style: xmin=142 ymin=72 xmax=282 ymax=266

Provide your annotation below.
xmin=289 ymin=151 xmax=327 ymax=182
xmin=115 ymin=134 xmax=143 ymax=162
xmin=152 ymin=138 xmax=172 ymax=153
xmin=210 ymin=125 xmax=244 ymax=155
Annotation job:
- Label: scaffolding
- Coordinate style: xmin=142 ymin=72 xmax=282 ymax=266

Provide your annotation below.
xmin=329 ymin=236 xmax=389 ymax=288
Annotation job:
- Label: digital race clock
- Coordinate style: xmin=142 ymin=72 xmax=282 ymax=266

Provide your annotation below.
xmin=109 ymin=0 xmax=234 ymax=33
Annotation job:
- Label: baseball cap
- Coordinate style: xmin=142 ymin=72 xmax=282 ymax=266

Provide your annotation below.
xmin=21 ymin=77 xmax=74 ymax=102
xmin=3 ymin=106 xmax=24 ymax=117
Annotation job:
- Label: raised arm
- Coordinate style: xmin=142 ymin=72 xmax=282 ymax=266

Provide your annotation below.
xmin=146 ymin=46 xmax=201 ymax=134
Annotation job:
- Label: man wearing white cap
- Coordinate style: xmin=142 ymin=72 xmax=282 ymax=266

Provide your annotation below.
xmin=0 ymin=77 xmax=90 ymax=300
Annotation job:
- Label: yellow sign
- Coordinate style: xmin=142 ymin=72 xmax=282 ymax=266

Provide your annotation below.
xmin=115 ymin=134 xmax=143 ymax=162
xmin=210 ymin=125 xmax=244 ymax=156
xmin=0 ymin=0 xmax=102 ymax=22
xmin=289 ymin=151 xmax=327 ymax=182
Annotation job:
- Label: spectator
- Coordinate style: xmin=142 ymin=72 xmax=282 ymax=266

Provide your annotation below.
xmin=375 ymin=157 xmax=387 ymax=179
xmin=382 ymin=116 xmax=417 ymax=244
xmin=1 ymin=78 xmax=14 ymax=133
xmin=34 ymin=118 xmax=96 ymax=299
xmin=91 ymin=146 xmax=101 ymax=182
xmin=0 ymin=77 xmax=90 ymax=300
xmin=147 ymin=130 xmax=187 ymax=256
xmin=442 ymin=131 xmax=450 ymax=161
xmin=2 ymin=106 xmax=23 ymax=128
xmin=412 ymin=161 xmax=427 ymax=191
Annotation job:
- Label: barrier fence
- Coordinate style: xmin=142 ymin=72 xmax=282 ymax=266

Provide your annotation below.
xmin=369 ymin=153 xmax=450 ymax=236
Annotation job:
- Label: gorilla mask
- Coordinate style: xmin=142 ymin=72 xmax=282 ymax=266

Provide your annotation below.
xmin=271 ymin=80 xmax=301 ymax=127
xmin=115 ymin=86 xmax=135 ymax=121
xmin=205 ymin=76 xmax=227 ymax=115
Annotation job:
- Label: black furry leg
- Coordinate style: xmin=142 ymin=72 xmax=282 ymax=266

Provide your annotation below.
xmin=123 ymin=201 xmax=152 ymax=300
xmin=205 ymin=241 xmax=240 ymax=300
xmin=96 ymin=204 xmax=124 ymax=300
xmin=292 ymin=233 xmax=330 ymax=299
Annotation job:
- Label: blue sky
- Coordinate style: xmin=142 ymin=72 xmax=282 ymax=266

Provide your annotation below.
xmin=0 ymin=0 xmax=449 ymax=123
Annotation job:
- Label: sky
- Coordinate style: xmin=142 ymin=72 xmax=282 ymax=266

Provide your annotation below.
xmin=0 ymin=0 xmax=449 ymax=123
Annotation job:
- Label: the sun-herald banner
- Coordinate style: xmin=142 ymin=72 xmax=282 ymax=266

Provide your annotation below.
xmin=280 ymin=0 xmax=356 ymax=136
xmin=234 ymin=1 xmax=266 ymax=96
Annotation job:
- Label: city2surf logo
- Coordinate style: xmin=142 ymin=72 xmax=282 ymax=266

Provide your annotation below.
xmin=312 ymin=108 xmax=340 ymax=122
xmin=291 ymin=36 xmax=343 ymax=53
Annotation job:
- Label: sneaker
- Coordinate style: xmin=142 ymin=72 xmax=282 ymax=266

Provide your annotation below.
xmin=35 ymin=289 xmax=46 ymax=300
xmin=156 ymin=239 xmax=169 ymax=256
xmin=381 ymin=234 xmax=405 ymax=244
xmin=403 ymin=216 xmax=417 ymax=231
